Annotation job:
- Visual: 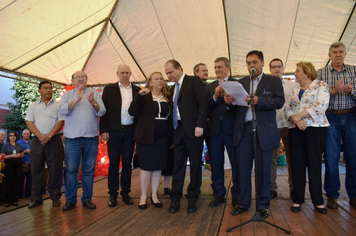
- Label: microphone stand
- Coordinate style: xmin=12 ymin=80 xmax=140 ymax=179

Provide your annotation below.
xmin=227 ymin=73 xmax=291 ymax=234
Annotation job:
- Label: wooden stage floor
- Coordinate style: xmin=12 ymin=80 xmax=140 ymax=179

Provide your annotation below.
xmin=1 ymin=164 xmax=356 ymax=235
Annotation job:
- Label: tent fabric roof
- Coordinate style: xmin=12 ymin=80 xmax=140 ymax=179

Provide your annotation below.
xmin=1 ymin=0 xmax=356 ymax=86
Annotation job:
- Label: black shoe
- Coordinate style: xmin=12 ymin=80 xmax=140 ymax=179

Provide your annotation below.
xmin=327 ymin=197 xmax=338 ymax=209
xmin=12 ymin=202 xmax=19 ymax=206
xmin=83 ymin=200 xmax=96 ymax=209
xmin=62 ymin=201 xmax=76 ymax=211
xmin=108 ymin=196 xmax=117 ymax=207
xmin=52 ymin=199 xmax=61 ymax=207
xmin=5 ymin=203 xmax=10 ymax=207
xmin=151 ymin=198 xmax=163 ymax=208
xmin=270 ymin=190 xmax=278 ymax=199
xmin=122 ymin=196 xmax=133 ymax=205
xmin=187 ymin=202 xmax=197 ymax=213
xmin=259 ymin=208 xmax=269 ymax=219
xmin=209 ymin=196 xmax=226 ymax=207
xmin=168 ymin=201 xmax=180 ymax=213
xmin=232 ymin=197 xmax=238 ymax=207
xmin=290 ymin=204 xmax=301 ymax=213
xmin=231 ymin=205 xmax=247 ymax=215
xmin=138 ymin=202 xmax=147 ymax=210
xmin=315 ymin=205 xmax=327 ymax=214
xmin=164 ymin=188 xmax=171 ymax=198
xmin=349 ymin=198 xmax=356 ymax=209
xmin=28 ymin=201 xmax=43 ymax=209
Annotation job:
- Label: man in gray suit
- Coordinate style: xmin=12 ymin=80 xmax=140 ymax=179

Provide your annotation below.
xmin=225 ymin=50 xmax=284 ymax=219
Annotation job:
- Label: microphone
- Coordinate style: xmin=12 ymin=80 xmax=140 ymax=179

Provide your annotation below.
xmin=250 ymin=68 xmax=256 ymax=78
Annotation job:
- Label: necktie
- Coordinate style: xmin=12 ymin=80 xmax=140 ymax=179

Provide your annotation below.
xmin=173 ymin=82 xmax=180 ymax=129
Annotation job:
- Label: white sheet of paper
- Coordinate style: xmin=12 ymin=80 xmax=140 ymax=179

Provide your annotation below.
xmin=220 ymin=81 xmax=249 ymax=107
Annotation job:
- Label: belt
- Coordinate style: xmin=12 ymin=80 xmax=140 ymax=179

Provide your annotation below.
xmin=326 ymin=110 xmax=350 ymax=114
xmin=121 ymin=124 xmax=133 ymax=128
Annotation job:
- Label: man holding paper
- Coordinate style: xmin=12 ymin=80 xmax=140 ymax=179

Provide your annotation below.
xmin=224 ymin=50 xmax=284 ymax=219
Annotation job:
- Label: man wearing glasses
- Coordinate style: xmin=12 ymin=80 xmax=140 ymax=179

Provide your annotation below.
xmin=224 ymin=51 xmax=284 ymax=219
xmin=26 ymin=81 xmax=65 ymax=208
xmin=269 ymin=58 xmax=296 ymax=199
xmin=59 ymin=71 xmax=106 ymax=211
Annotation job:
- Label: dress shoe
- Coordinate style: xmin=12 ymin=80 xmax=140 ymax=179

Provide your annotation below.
xmin=231 ymin=205 xmax=247 ymax=215
xmin=187 ymin=202 xmax=197 ymax=213
xmin=209 ymin=196 xmax=226 ymax=207
xmin=290 ymin=204 xmax=301 ymax=213
xmin=12 ymin=202 xmax=19 ymax=206
xmin=327 ymin=197 xmax=338 ymax=209
xmin=122 ymin=196 xmax=133 ymax=205
xmin=108 ymin=196 xmax=117 ymax=207
xmin=151 ymin=198 xmax=163 ymax=208
xmin=270 ymin=190 xmax=278 ymax=199
xmin=350 ymin=197 xmax=356 ymax=209
xmin=83 ymin=200 xmax=96 ymax=209
xmin=52 ymin=199 xmax=61 ymax=207
xmin=314 ymin=205 xmax=327 ymax=214
xmin=164 ymin=188 xmax=171 ymax=198
xmin=168 ymin=201 xmax=180 ymax=213
xmin=5 ymin=203 xmax=10 ymax=207
xmin=138 ymin=203 xmax=147 ymax=210
xmin=259 ymin=208 xmax=269 ymax=219
xmin=62 ymin=201 xmax=76 ymax=211
xmin=28 ymin=201 xmax=43 ymax=209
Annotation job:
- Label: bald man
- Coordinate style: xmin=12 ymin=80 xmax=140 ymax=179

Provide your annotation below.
xmin=100 ymin=65 xmax=141 ymax=207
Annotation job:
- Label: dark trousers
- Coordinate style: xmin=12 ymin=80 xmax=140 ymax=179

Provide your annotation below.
xmin=209 ymin=129 xmax=236 ymax=197
xmin=171 ymin=123 xmax=203 ymax=203
xmin=30 ymin=135 xmax=64 ymax=201
xmin=18 ymin=170 xmax=32 ymax=198
xmin=235 ymin=122 xmax=272 ymax=210
xmin=107 ymin=127 xmax=135 ymax=198
xmin=289 ymin=127 xmax=327 ymax=205
xmin=4 ymin=159 xmax=22 ymax=203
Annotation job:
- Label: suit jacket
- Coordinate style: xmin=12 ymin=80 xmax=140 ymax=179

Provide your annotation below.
xmin=206 ymin=77 xmax=237 ymax=136
xmin=170 ymin=75 xmax=208 ymax=139
xmin=230 ymin=74 xmax=285 ymax=151
xmin=128 ymin=92 xmax=170 ymax=145
xmin=100 ymin=82 xmax=141 ymax=134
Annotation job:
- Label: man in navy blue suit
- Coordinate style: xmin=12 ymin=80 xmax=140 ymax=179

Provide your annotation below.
xmin=206 ymin=57 xmax=237 ymax=207
xmin=224 ymin=51 xmax=284 ymax=219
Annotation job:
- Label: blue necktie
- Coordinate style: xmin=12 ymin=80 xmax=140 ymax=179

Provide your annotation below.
xmin=173 ymin=82 xmax=180 ymax=129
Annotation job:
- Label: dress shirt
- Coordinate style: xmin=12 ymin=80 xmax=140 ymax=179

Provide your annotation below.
xmin=317 ymin=64 xmax=356 ymax=110
xmin=59 ymin=88 xmax=106 ymax=138
xmin=25 ymin=99 xmax=65 ymax=134
xmin=276 ymin=79 xmax=298 ymax=128
xmin=173 ymin=74 xmax=185 ymax=121
xmin=17 ymin=139 xmax=31 ymax=163
xmin=245 ymin=73 xmax=263 ymax=122
xmin=119 ymin=82 xmax=134 ymax=125
xmin=284 ymin=80 xmax=330 ymax=128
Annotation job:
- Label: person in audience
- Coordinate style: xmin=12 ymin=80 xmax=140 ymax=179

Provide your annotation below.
xmin=17 ymin=129 xmax=32 ymax=199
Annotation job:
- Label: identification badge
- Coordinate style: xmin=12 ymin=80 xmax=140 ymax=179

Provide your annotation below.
xmin=13 ymin=150 xmax=16 ymax=154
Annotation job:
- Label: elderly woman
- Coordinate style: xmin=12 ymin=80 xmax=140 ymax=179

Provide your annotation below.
xmin=1 ymin=131 xmax=24 ymax=207
xmin=129 ymin=72 xmax=170 ymax=209
xmin=284 ymin=62 xmax=330 ymax=214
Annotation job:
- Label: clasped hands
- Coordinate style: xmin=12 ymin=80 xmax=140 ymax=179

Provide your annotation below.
xmin=334 ymin=79 xmax=353 ymax=94
xmin=289 ymin=114 xmax=307 ymax=131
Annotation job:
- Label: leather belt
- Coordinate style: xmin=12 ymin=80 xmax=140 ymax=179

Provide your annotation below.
xmin=326 ymin=110 xmax=350 ymax=114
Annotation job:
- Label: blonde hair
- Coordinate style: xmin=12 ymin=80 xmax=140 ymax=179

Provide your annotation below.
xmin=145 ymin=72 xmax=170 ymax=101
xmin=296 ymin=62 xmax=317 ymax=81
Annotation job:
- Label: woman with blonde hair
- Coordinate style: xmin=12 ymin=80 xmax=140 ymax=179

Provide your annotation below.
xmin=285 ymin=62 xmax=330 ymax=214
xmin=129 ymin=72 xmax=170 ymax=209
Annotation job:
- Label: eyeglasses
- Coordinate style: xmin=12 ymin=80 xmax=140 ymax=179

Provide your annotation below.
xmin=74 ymin=75 xmax=87 ymax=80
xmin=271 ymin=65 xmax=283 ymax=69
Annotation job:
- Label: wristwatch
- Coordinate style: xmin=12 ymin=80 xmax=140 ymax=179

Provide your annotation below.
xmin=92 ymin=102 xmax=98 ymax=107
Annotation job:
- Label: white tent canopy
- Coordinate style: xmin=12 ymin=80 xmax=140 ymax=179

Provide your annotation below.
xmin=1 ymin=0 xmax=356 ymax=86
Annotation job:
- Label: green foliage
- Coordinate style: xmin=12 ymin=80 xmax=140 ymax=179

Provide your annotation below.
xmin=2 ymin=78 xmax=61 ymax=132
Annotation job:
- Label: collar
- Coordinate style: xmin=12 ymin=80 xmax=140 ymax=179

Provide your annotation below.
xmin=177 ymin=74 xmax=185 ymax=85
xmin=118 ymin=82 xmax=132 ymax=89
xmin=39 ymin=98 xmax=54 ymax=104
xmin=329 ymin=63 xmax=346 ymax=72
xmin=218 ymin=76 xmax=229 ymax=82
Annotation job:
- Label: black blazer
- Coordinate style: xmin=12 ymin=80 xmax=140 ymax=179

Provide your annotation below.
xmin=169 ymin=75 xmax=208 ymax=139
xmin=128 ymin=92 xmax=170 ymax=145
xmin=206 ymin=77 xmax=237 ymax=136
xmin=229 ymin=74 xmax=285 ymax=151
xmin=100 ymin=82 xmax=141 ymax=134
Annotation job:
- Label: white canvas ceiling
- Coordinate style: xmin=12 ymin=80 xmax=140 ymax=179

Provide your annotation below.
xmin=1 ymin=0 xmax=356 ymax=86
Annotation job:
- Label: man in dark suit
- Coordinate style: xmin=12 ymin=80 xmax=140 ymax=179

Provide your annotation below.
xmin=100 ymin=64 xmax=141 ymax=207
xmin=165 ymin=59 xmax=208 ymax=213
xmin=206 ymin=57 xmax=237 ymax=207
xmin=225 ymin=51 xmax=284 ymax=219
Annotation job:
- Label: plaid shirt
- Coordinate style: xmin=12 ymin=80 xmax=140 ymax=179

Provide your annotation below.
xmin=317 ymin=64 xmax=356 ymax=110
